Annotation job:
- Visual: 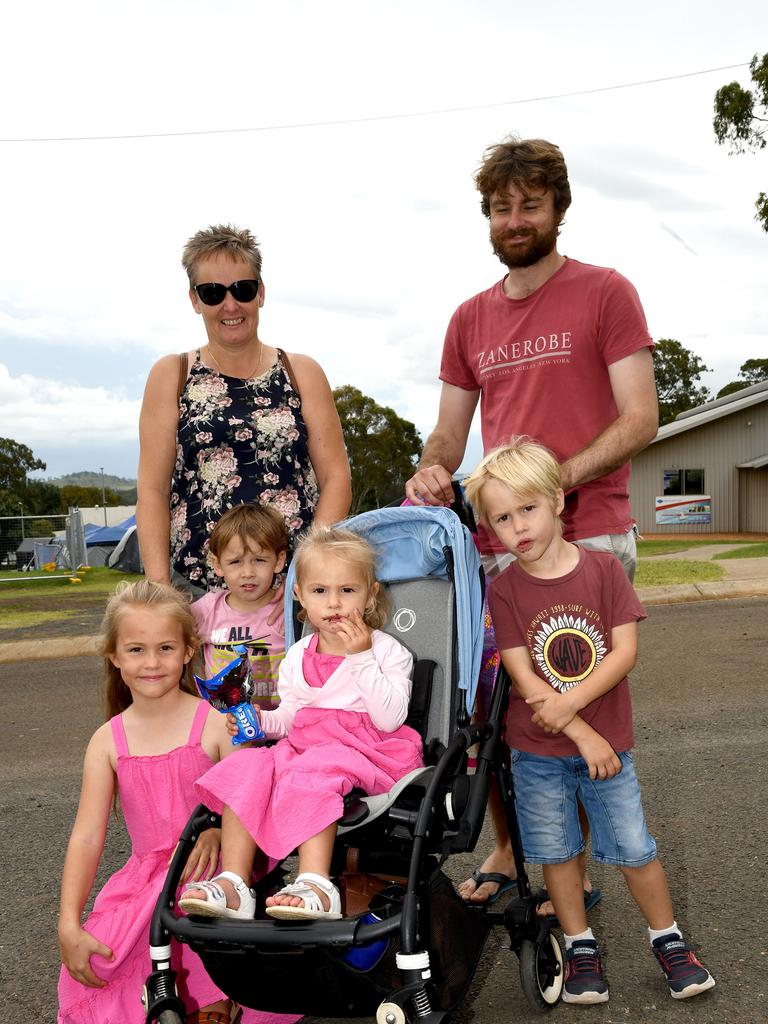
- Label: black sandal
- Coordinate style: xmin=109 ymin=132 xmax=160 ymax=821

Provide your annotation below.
xmin=461 ymin=869 xmax=517 ymax=905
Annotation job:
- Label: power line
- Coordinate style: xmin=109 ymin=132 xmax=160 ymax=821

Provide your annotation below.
xmin=0 ymin=61 xmax=748 ymax=144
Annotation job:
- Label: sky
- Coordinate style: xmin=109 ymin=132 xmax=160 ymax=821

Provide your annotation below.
xmin=1 ymin=0 xmax=766 ymax=482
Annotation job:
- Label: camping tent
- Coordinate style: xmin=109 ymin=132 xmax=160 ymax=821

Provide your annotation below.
xmin=107 ymin=518 xmax=143 ymax=574
xmin=86 ymin=516 xmax=135 ymax=546
xmin=82 ymin=515 xmax=137 ymax=567
xmin=13 ymin=536 xmax=54 ymax=571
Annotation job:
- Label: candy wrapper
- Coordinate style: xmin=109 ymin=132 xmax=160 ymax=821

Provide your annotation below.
xmin=194 ymin=644 xmax=266 ymax=746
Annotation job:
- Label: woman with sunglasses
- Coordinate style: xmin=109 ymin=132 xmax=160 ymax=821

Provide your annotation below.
xmin=136 ymin=224 xmax=351 ymax=592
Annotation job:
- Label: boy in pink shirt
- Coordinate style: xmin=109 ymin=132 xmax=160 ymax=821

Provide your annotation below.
xmin=192 ymin=504 xmax=287 ymax=711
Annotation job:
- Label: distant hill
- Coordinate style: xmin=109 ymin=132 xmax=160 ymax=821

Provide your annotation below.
xmin=45 ymin=471 xmax=137 ymax=493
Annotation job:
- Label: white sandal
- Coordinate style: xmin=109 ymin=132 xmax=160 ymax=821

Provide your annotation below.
xmin=178 ymin=871 xmax=256 ymax=920
xmin=265 ymin=871 xmax=342 ymax=920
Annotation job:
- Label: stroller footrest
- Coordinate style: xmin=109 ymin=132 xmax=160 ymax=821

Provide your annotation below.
xmin=341 ymin=792 xmax=370 ymax=826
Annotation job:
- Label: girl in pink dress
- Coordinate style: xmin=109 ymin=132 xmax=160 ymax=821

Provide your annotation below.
xmin=57 ymin=581 xmax=233 ymax=1024
xmin=181 ymin=526 xmax=424 ymax=921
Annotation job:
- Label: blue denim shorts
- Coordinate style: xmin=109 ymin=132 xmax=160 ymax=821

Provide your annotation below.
xmin=510 ymin=748 xmax=657 ymax=867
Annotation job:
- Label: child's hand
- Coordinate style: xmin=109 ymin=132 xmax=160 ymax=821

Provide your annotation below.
xmin=225 ymin=707 xmax=261 ymax=739
xmin=335 ymin=608 xmax=374 ymax=655
xmin=59 ymin=922 xmax=113 ymax=988
xmin=575 ymin=733 xmax=622 ymax=780
xmin=526 ymin=691 xmax=578 ymax=733
xmin=180 ymin=827 xmax=221 ymax=883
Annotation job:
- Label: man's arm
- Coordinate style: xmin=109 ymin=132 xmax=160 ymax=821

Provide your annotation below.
xmin=404 ymin=383 xmax=479 ymax=505
xmin=559 ymin=348 xmax=658 ymax=492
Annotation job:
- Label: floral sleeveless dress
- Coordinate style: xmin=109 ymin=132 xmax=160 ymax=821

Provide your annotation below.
xmin=171 ymin=349 xmax=319 ymax=589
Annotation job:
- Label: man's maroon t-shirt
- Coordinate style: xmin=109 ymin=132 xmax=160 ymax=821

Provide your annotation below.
xmin=440 ymin=258 xmax=653 ymax=552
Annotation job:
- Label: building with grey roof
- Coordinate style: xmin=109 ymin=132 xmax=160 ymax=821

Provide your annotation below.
xmin=629 ymin=380 xmax=768 ymax=534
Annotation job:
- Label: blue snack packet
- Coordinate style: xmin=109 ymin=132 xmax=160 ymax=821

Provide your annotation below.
xmin=194 ymin=645 xmax=266 ymax=746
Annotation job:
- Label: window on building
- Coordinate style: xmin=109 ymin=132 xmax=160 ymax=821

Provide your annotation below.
xmin=663 ymin=468 xmax=705 ymax=496
xmin=683 ymin=468 xmax=705 ymax=494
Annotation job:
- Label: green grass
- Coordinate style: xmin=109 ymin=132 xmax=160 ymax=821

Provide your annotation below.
xmin=636 ymin=542 xmax=690 ymax=557
xmin=0 ymin=608 xmax=75 ymax=630
xmin=0 ymin=566 xmax=142 ymax=597
xmin=636 ymin=539 xmax=754 ymax=557
xmin=713 ymin=543 xmax=768 ymax=560
xmin=634 ymin=560 xmax=725 ymax=587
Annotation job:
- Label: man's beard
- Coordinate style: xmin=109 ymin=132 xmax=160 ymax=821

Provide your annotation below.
xmin=490 ymin=221 xmax=559 ymax=269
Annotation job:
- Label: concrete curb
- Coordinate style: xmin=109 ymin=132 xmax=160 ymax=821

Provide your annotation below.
xmin=2 ymin=579 xmax=767 ymax=663
xmin=637 ymin=578 xmax=768 ymax=606
xmin=0 ymin=635 xmax=99 ymax=665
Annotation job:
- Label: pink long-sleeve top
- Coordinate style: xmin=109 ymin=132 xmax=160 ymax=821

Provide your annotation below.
xmin=259 ymin=629 xmax=414 ymax=739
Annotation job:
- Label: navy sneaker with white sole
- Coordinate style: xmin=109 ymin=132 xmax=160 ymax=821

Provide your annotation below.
xmin=562 ymin=939 xmax=609 ymax=1004
xmin=652 ymin=933 xmax=716 ymax=999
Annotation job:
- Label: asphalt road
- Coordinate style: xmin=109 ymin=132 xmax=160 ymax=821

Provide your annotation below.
xmin=2 ymin=598 xmax=766 ymax=1024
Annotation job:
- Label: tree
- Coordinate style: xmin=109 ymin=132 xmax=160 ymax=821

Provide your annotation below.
xmin=716 ymin=358 xmax=768 ymax=399
xmin=23 ymin=479 xmax=65 ymax=516
xmin=652 ymin=339 xmax=712 ymax=426
xmin=0 ymin=438 xmax=47 ymax=515
xmin=60 ymin=484 xmax=123 ymax=509
xmin=0 ymin=437 xmax=46 ymax=492
xmin=738 ymin=357 xmax=768 ymax=386
xmin=334 ymin=385 xmax=423 ymax=514
xmin=713 ymin=53 xmax=768 ymax=231
xmin=716 ymin=380 xmax=749 ymax=399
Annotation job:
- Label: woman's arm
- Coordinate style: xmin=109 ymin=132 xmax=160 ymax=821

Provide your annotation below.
xmin=288 ymin=353 xmax=351 ymax=525
xmin=58 ymin=727 xmax=117 ymax=988
xmin=136 ymin=355 xmax=184 ymax=584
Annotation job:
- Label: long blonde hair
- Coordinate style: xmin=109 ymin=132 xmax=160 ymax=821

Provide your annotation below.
xmin=99 ymin=580 xmax=200 ymax=720
xmin=292 ymin=525 xmax=389 ymax=630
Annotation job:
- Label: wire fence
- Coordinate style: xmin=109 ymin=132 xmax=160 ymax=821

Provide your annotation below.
xmin=0 ymin=510 xmax=87 ymax=571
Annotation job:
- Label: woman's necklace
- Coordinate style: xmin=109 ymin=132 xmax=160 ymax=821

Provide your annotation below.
xmin=205 ymin=340 xmax=263 ymax=380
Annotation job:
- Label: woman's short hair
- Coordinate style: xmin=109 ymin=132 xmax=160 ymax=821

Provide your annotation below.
xmin=208 ymin=503 xmax=289 ymax=560
xmin=462 ymin=436 xmax=562 ymax=522
xmin=292 ymin=525 xmax=390 ymax=630
xmin=474 ymin=136 xmax=572 ymax=218
xmin=181 ymin=224 xmax=262 ymax=285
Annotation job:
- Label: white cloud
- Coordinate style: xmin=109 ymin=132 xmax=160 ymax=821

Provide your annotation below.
xmin=0 ymin=364 xmax=140 ymax=448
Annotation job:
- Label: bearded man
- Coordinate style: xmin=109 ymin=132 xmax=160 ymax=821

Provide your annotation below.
xmin=406 ymin=135 xmax=658 ymax=906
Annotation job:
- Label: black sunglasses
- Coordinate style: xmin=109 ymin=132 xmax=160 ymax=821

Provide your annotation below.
xmin=194 ymin=279 xmax=260 ymax=305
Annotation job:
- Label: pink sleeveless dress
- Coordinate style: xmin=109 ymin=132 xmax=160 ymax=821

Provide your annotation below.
xmin=57 ymin=701 xmax=225 ymax=1023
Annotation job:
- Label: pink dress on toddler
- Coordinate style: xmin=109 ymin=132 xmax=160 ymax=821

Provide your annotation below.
xmin=57 ymin=701 xmax=226 ymax=1023
xmin=195 ymin=630 xmax=424 ymax=859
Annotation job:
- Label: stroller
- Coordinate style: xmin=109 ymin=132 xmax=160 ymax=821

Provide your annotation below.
xmin=143 ymin=506 xmax=564 ymax=1022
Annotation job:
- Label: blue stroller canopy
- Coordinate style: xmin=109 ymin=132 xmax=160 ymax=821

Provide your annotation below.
xmin=284 ymin=506 xmax=484 ymax=713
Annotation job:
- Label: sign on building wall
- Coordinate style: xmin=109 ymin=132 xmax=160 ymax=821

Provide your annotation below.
xmin=654 ymin=496 xmax=712 ymax=525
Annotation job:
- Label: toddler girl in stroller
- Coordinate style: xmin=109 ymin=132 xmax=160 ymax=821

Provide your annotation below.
xmin=180 ymin=525 xmax=424 ymax=921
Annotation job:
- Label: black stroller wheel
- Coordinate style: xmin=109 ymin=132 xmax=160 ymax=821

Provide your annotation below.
xmin=519 ymin=933 xmax=563 ymax=1011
